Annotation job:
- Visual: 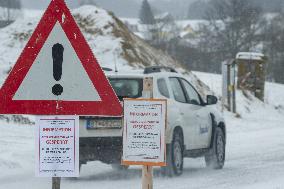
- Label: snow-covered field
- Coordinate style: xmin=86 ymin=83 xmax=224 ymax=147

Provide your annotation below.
xmin=1 ymin=71 xmax=284 ymax=189
xmin=1 ymin=5 xmax=284 ymax=189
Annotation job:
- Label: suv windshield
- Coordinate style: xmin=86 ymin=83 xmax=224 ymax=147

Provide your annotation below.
xmin=109 ymin=78 xmax=143 ymax=101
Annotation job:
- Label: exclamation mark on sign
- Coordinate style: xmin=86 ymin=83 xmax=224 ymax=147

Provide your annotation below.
xmin=52 ymin=43 xmax=64 ymax=96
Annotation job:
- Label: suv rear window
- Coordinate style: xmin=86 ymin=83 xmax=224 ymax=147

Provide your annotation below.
xmin=109 ymin=78 xmax=143 ymax=101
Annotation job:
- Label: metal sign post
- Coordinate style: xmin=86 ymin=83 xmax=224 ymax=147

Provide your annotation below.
xmin=222 ymin=60 xmax=236 ymax=113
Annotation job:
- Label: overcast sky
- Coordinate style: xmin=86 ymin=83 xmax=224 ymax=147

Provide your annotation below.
xmin=21 ymin=0 xmax=80 ymax=9
xmin=20 ymin=0 xmax=194 ymax=18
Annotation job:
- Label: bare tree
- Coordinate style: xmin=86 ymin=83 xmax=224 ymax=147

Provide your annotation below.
xmin=263 ymin=13 xmax=284 ymax=83
xmin=201 ymin=0 xmax=264 ymax=61
xmin=152 ymin=13 xmax=180 ymax=45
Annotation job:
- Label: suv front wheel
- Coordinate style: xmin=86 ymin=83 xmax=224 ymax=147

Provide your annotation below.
xmin=205 ymin=127 xmax=225 ymax=169
xmin=161 ymin=130 xmax=184 ymax=176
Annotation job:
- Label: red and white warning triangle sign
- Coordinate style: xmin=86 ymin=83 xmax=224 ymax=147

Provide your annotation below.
xmin=0 ymin=0 xmax=122 ymax=116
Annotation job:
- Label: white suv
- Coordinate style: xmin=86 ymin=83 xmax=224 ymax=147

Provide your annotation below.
xmin=79 ymin=66 xmax=226 ymax=176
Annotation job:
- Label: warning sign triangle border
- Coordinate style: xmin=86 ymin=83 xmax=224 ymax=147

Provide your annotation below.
xmin=0 ymin=0 xmax=122 ymax=116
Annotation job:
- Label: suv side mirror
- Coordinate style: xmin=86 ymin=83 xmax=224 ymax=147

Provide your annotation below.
xmin=206 ymin=95 xmax=218 ymax=105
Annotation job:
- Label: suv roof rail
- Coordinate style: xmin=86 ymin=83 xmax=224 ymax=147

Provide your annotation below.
xmin=144 ymin=66 xmax=177 ymax=74
xmin=102 ymin=67 xmax=113 ymax=71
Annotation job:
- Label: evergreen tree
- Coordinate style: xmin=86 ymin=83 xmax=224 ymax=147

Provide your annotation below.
xmin=139 ymin=0 xmax=155 ymax=25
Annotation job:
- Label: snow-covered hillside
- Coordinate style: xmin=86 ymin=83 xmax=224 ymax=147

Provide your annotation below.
xmin=0 ymin=6 xmax=207 ymax=93
xmin=0 ymin=5 xmax=210 ymax=123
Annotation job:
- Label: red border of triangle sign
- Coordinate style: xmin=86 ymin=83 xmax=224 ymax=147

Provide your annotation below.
xmin=0 ymin=0 xmax=122 ymax=116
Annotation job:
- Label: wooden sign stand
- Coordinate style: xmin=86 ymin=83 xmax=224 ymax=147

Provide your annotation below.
xmin=52 ymin=177 xmax=61 ymax=189
xmin=142 ymin=77 xmax=154 ymax=189
xmin=123 ymin=77 xmax=166 ymax=189
xmin=142 ymin=166 xmax=153 ymax=189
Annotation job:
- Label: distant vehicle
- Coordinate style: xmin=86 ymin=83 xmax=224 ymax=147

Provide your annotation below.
xmin=79 ymin=66 xmax=226 ymax=176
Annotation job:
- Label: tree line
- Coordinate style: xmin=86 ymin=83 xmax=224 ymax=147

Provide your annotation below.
xmin=0 ymin=0 xmax=21 ymax=21
xmin=140 ymin=0 xmax=284 ymax=84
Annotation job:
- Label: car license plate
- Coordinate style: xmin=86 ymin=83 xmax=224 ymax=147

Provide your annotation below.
xmin=86 ymin=118 xmax=122 ymax=129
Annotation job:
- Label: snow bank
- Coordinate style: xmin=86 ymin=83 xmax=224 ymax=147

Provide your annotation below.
xmin=193 ymin=71 xmax=284 ymax=119
xmin=0 ymin=121 xmax=34 ymax=178
xmin=236 ymin=52 xmax=265 ymax=61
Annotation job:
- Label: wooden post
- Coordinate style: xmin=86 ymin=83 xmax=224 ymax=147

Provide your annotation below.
xmin=222 ymin=59 xmax=237 ymax=113
xmin=52 ymin=177 xmax=61 ymax=189
xmin=143 ymin=77 xmax=154 ymax=98
xmin=142 ymin=77 xmax=154 ymax=189
xmin=142 ymin=166 xmax=153 ymax=189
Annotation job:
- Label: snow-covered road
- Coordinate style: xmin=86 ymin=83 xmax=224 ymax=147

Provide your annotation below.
xmin=0 ymin=111 xmax=284 ymax=189
xmin=1 ymin=72 xmax=284 ymax=189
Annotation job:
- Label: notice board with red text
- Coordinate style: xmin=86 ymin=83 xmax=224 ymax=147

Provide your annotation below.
xmin=122 ymin=99 xmax=167 ymax=166
xmin=35 ymin=116 xmax=79 ymax=177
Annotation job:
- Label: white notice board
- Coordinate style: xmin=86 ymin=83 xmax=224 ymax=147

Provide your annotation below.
xmin=122 ymin=99 xmax=166 ymax=166
xmin=35 ymin=116 xmax=79 ymax=177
